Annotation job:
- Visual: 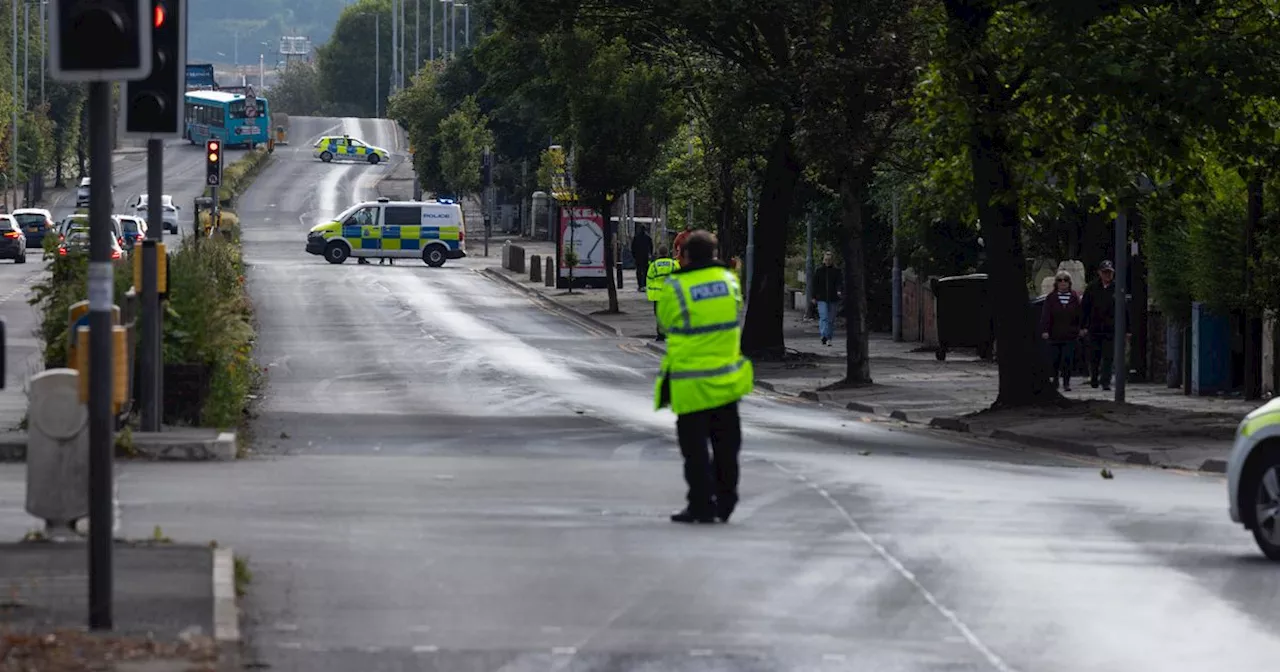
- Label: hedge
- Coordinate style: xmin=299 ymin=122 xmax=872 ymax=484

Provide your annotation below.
xmin=204 ymin=146 xmax=272 ymax=207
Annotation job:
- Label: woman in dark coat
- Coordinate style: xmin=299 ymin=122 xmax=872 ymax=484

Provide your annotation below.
xmin=1039 ymin=271 xmax=1084 ymax=391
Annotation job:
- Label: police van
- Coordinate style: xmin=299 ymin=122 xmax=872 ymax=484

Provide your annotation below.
xmin=305 ymin=198 xmax=466 ymax=266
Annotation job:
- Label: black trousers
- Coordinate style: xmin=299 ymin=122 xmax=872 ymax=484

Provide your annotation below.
xmin=1049 ymin=340 xmax=1075 ymax=382
xmin=1090 ymin=333 xmax=1115 ymax=385
xmin=635 ymin=256 xmax=649 ymax=288
xmin=676 ymin=401 xmax=742 ymax=514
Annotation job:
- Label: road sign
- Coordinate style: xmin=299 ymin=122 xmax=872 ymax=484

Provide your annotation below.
xmin=207 ymin=174 xmax=219 ymax=186
xmin=244 ymin=85 xmax=258 ymax=118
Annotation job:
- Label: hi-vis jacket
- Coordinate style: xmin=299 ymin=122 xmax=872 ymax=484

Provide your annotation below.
xmin=654 ymin=262 xmax=754 ymax=415
xmin=646 ymin=257 xmax=679 ymax=301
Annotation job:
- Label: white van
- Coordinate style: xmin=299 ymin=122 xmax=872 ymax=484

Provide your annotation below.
xmin=305 ymin=198 xmax=467 ymax=266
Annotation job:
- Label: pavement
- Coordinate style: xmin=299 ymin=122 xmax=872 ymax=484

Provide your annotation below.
xmin=0 ymin=542 xmax=238 ymax=670
xmin=2 ymin=117 xmax=1280 ymax=671
xmin=483 ymin=246 xmax=1257 ymax=473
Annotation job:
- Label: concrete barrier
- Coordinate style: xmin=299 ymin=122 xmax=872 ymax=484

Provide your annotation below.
xmin=530 ymin=254 xmax=542 ymax=282
xmin=508 ymin=244 xmax=526 ymax=274
xmin=26 ymin=369 xmax=89 ymax=534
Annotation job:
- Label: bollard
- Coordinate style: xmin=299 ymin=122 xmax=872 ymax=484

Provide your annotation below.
xmin=530 ymin=254 xmax=542 ymax=283
xmin=502 ymin=241 xmax=511 ymax=269
xmin=509 ymin=245 xmax=526 ymax=274
xmin=26 ymin=369 xmax=90 ymax=536
xmin=545 ymin=256 xmax=555 ymax=287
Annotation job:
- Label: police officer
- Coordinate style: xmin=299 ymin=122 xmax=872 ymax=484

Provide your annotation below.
xmin=645 ymin=245 xmax=678 ymax=341
xmin=654 ymin=230 xmax=754 ymax=524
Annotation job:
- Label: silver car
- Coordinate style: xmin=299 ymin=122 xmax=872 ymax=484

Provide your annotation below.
xmin=132 ymin=193 xmax=181 ymax=234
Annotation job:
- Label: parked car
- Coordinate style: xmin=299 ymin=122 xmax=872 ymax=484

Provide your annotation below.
xmin=132 ymin=193 xmax=180 ymax=234
xmin=57 ymin=231 xmax=123 ymax=260
xmin=0 ymin=215 xmax=27 ymax=263
xmin=11 ymin=208 xmax=54 ymax=248
xmin=117 ymin=215 xmax=147 ymax=249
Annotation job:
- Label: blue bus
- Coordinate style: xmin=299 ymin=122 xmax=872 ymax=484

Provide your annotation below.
xmin=184 ymin=90 xmax=270 ymax=148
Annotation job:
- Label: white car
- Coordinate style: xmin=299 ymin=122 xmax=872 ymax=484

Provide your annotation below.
xmin=132 ymin=193 xmax=180 ymax=234
xmin=1227 ymin=397 xmax=1280 ymax=559
xmin=74 ymin=177 xmax=116 ymax=209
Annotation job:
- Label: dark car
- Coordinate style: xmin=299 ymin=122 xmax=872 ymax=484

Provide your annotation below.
xmin=12 ymin=208 xmax=53 ymax=248
xmin=57 ymin=231 xmax=123 ymax=260
xmin=0 ymin=215 xmax=28 ymax=263
xmin=118 ymin=216 xmax=147 ymax=249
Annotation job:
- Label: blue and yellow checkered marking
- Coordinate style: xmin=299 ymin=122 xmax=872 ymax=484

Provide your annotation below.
xmin=330 ymin=221 xmax=460 ymax=251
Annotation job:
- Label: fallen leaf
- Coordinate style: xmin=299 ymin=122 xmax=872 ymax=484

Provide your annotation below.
xmin=1100 ymin=468 xmax=1114 ymax=479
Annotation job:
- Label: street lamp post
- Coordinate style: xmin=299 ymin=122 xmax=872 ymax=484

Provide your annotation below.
xmin=429 ymin=0 xmax=434 ymax=60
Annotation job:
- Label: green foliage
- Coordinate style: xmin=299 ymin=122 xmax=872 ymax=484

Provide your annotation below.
xmin=642 ymin=125 xmax=714 ymax=231
xmin=315 ymin=0 xmax=395 ymax=118
xmin=19 ymin=107 xmax=54 ymax=180
xmin=436 ymin=96 xmax=492 ymax=196
xmin=388 ymin=65 xmax=450 ymax=194
xmin=266 ymin=61 xmax=322 ymax=116
xmin=28 ymin=255 xmax=133 ymax=369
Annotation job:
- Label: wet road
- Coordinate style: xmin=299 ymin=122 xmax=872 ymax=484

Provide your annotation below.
xmin=0 ymin=140 xmax=245 ymax=429
xmin=1 ymin=118 xmax=1277 ymax=671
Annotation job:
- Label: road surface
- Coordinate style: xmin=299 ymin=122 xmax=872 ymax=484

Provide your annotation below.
xmin=0 ymin=118 xmax=1276 ymax=671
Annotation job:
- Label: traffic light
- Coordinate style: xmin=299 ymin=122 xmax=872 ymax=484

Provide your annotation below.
xmin=123 ymin=0 xmax=186 ymax=136
xmin=49 ymin=0 xmax=154 ymax=81
xmin=205 ymin=140 xmax=222 ymax=187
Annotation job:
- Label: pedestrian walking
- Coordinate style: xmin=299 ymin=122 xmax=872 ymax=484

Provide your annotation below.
xmin=810 ymin=251 xmax=842 ymax=346
xmin=655 ymin=230 xmax=753 ymax=524
xmin=1039 ymin=271 xmax=1083 ymax=391
xmin=1081 ymin=260 xmax=1118 ymax=390
xmin=646 ymin=245 xmax=678 ymax=341
xmin=631 ymin=226 xmax=653 ymax=292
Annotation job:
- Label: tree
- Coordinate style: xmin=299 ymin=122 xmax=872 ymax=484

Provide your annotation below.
xmin=437 ymin=96 xmax=493 ymax=198
xmin=45 ymin=80 xmax=84 ymax=187
xmin=389 ymin=64 xmax=451 ymax=195
xmin=792 ymin=0 xmax=921 ymax=385
xmin=315 ymin=0 xmax=393 ymax=118
xmin=267 ymin=61 xmax=323 ymax=116
xmin=544 ymin=28 xmax=683 ymax=312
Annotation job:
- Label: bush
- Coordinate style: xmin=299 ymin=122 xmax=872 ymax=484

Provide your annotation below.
xmin=29 ymin=254 xmax=134 ymax=368
xmin=204 ymin=148 xmax=271 ymax=207
xmin=163 ymin=222 xmax=257 ymax=428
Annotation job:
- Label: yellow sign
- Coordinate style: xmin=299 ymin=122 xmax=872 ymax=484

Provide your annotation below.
xmin=132 ymin=242 xmax=168 ymax=294
xmin=75 ymin=326 xmax=130 ymax=412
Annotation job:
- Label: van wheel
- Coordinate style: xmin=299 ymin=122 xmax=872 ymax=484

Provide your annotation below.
xmin=320 ymin=151 xmax=333 ymax=163
xmin=368 ymin=154 xmax=381 ymax=165
xmin=1244 ymin=453 xmax=1280 ymax=561
xmin=324 ymin=241 xmax=350 ymax=264
xmin=423 ymin=246 xmax=446 ymax=267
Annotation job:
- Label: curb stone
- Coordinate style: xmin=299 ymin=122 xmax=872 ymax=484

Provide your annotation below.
xmin=481 ymin=267 xmax=624 ymax=337
xmin=929 ymin=416 xmax=971 ymax=432
xmin=212 ymin=547 xmax=240 ymax=644
xmin=0 ymin=431 xmax=237 ymax=463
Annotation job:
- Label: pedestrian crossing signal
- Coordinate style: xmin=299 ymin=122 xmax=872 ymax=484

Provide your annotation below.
xmin=205 ymin=139 xmax=222 ymax=187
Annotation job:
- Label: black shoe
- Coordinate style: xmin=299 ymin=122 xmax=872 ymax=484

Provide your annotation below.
xmin=655 ymin=334 xmax=665 ymax=342
xmin=670 ymin=508 xmax=717 ymax=524
xmin=716 ymin=499 xmax=737 ymax=523
xmin=821 ymin=337 xmax=827 ymax=345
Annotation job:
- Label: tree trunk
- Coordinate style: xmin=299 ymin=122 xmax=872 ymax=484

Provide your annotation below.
xmin=741 ymin=118 xmax=801 ymax=361
xmin=840 ymin=174 xmax=872 ymax=385
xmin=715 ymin=155 xmax=736 ymax=260
xmin=1244 ymin=174 xmax=1264 ymax=400
xmin=54 ymin=131 xmax=64 ymax=187
xmin=601 ymin=197 xmax=619 ymax=313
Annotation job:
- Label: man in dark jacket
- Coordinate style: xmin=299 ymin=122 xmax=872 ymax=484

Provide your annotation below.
xmin=631 ymin=226 xmax=653 ymax=291
xmin=1080 ymin=260 xmax=1117 ymax=390
xmin=810 ymin=251 xmax=842 ymax=346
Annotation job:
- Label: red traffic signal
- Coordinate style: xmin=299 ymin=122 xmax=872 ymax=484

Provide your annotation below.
xmin=154 ymin=4 xmax=165 ymax=28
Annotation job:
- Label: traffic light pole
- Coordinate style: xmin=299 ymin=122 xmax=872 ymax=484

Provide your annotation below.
xmin=86 ymin=81 xmax=115 ymax=631
xmin=141 ymin=138 xmax=162 ymax=431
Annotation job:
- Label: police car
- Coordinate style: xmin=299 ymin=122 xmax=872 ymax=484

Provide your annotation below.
xmin=305 ymin=198 xmax=466 ymax=266
xmin=1226 ymin=398 xmax=1280 ymax=559
xmin=313 ymin=134 xmax=392 ymax=164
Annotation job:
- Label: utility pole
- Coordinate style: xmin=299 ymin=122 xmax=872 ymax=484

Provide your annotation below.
xmin=892 ymin=191 xmax=902 ymax=341
xmin=463 ymin=2 xmax=469 ymax=47
xmin=804 ymin=212 xmax=814 ymax=319
xmin=11 ymin=0 xmax=18 ymax=211
xmin=38 ymin=0 xmax=44 ymax=104
xmin=390 ymin=0 xmax=398 ymax=94
xmin=23 ymin=0 xmax=29 ymax=108
xmin=415 ymin=0 xmax=420 ymax=71
xmin=1114 ymin=210 xmax=1128 ymax=403
xmin=87 ymin=80 xmax=114 ymax=631
xmin=374 ymin=13 xmax=380 ymax=116
xmin=429 ymin=0 xmax=434 ymax=60
xmin=745 ymin=186 xmax=755 ymax=308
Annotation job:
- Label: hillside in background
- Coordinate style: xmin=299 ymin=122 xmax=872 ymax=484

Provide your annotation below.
xmin=188 ymin=0 xmax=349 ymax=64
